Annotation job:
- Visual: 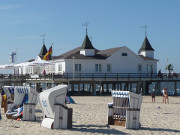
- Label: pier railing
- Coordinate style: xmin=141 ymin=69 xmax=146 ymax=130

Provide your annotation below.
xmin=0 ymin=73 xmax=179 ymax=81
xmin=57 ymin=73 xmax=158 ymax=79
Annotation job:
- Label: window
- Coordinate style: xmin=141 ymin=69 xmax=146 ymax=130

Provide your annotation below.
xmin=107 ymin=64 xmax=111 ymax=72
xmin=138 ymin=64 xmax=142 ymax=72
xmin=147 ymin=64 xmax=153 ymax=72
xmin=58 ymin=64 xmax=62 ymax=72
xmin=75 ymin=64 xmax=81 ymax=71
xmin=122 ymin=53 xmax=127 ymax=56
xmin=95 ymin=64 xmax=102 ymax=72
xmin=21 ymin=68 xmax=23 ymax=74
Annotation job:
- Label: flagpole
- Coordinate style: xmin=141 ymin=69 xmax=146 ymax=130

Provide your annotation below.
xmin=166 ymin=58 xmax=168 ymax=74
xmin=51 ymin=44 xmax=54 ymax=86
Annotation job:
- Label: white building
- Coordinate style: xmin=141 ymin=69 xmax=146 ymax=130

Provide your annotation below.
xmin=52 ymin=34 xmax=158 ymax=75
xmin=17 ymin=34 xmax=158 ymax=75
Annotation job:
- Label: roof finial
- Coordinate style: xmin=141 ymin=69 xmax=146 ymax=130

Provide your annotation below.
xmin=40 ymin=33 xmax=46 ymax=44
xmin=82 ymin=22 xmax=89 ymax=35
xmin=141 ymin=25 xmax=148 ymax=37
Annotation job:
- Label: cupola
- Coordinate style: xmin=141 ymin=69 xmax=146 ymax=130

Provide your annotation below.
xmin=80 ymin=34 xmax=95 ymax=56
xmin=138 ymin=36 xmax=154 ymax=59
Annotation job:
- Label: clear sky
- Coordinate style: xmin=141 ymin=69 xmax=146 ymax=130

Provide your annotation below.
xmin=0 ymin=0 xmax=180 ymax=73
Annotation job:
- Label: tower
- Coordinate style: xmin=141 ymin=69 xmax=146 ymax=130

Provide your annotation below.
xmin=138 ymin=36 xmax=155 ymax=59
xmin=80 ymin=22 xmax=95 ymax=56
xmin=39 ymin=34 xmax=47 ymax=57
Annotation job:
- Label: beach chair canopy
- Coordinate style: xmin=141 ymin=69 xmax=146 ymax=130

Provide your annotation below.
xmin=39 ymin=85 xmax=67 ymax=118
xmin=111 ymin=91 xmax=143 ymax=109
xmin=14 ymin=86 xmax=38 ymax=106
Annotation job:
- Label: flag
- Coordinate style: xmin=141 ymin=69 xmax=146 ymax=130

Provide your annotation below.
xmin=9 ymin=51 xmax=16 ymax=63
xmin=44 ymin=46 xmax=53 ymax=60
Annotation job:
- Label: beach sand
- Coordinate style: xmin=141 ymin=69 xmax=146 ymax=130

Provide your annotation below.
xmin=0 ymin=96 xmax=180 ymax=135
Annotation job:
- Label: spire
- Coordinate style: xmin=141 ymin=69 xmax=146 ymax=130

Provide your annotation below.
xmin=39 ymin=44 xmax=47 ymax=56
xmin=81 ymin=34 xmax=95 ymax=49
xmin=82 ymin=22 xmax=89 ymax=35
xmin=40 ymin=34 xmax=46 ymax=45
xmin=141 ymin=25 xmax=148 ymax=37
xmin=39 ymin=34 xmax=47 ymax=56
xmin=139 ymin=36 xmax=154 ymax=52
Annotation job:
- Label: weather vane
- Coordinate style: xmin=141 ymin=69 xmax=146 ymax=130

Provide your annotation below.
xmin=82 ymin=22 xmax=89 ymax=35
xmin=40 ymin=33 xmax=46 ymax=44
xmin=141 ymin=25 xmax=148 ymax=37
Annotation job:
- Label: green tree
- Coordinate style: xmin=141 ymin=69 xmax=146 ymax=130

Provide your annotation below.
xmin=166 ymin=64 xmax=174 ymax=73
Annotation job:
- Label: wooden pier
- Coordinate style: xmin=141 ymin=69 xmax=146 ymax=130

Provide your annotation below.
xmin=0 ymin=73 xmax=180 ymax=96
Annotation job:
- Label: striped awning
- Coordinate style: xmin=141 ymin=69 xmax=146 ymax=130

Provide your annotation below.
xmin=111 ymin=91 xmax=129 ymax=98
xmin=15 ymin=87 xmax=29 ymax=94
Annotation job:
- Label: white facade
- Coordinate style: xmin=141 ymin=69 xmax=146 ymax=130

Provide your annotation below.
xmin=53 ymin=46 xmax=158 ymax=74
xmin=16 ymin=45 xmax=157 ymax=75
xmin=55 ymin=60 xmax=65 ymax=74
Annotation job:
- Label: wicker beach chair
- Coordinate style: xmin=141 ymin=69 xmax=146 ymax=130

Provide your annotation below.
xmin=5 ymin=86 xmax=38 ymax=120
xmin=108 ymin=91 xmax=143 ymax=129
xmin=39 ymin=85 xmax=73 ymax=129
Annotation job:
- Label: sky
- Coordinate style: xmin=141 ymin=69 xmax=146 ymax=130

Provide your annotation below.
xmin=0 ymin=0 xmax=180 ymax=73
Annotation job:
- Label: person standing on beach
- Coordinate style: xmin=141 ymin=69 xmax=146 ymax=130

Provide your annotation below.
xmin=162 ymin=88 xmax=165 ymax=103
xmin=164 ymin=88 xmax=169 ymax=104
xmin=151 ymin=91 xmax=155 ymax=102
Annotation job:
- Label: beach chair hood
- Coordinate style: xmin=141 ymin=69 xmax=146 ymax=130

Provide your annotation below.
xmin=14 ymin=86 xmax=38 ymax=106
xmin=39 ymin=85 xmax=67 ymax=118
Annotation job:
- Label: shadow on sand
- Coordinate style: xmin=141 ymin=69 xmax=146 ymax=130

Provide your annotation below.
xmin=141 ymin=127 xmax=180 ymax=133
xmin=69 ymin=124 xmax=127 ymax=134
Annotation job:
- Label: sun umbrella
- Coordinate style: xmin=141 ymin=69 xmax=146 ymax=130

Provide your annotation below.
xmin=0 ymin=64 xmax=15 ymax=69
xmin=29 ymin=60 xmax=52 ymax=66
xmin=14 ymin=62 xmax=31 ymax=67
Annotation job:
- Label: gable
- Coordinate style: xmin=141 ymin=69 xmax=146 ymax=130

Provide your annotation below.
xmin=106 ymin=46 xmax=143 ymax=62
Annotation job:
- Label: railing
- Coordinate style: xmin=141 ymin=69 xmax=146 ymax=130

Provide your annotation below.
xmin=1 ymin=73 xmax=180 ymax=81
xmin=60 ymin=73 xmax=158 ymax=79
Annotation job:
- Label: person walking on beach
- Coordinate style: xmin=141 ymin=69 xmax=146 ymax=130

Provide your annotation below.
xmin=162 ymin=88 xmax=165 ymax=103
xmin=164 ymin=88 xmax=169 ymax=104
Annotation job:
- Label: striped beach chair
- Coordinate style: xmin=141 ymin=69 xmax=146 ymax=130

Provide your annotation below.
xmin=108 ymin=91 xmax=143 ymax=129
xmin=6 ymin=86 xmax=38 ymax=120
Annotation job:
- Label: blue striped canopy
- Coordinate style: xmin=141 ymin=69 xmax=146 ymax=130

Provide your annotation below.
xmin=15 ymin=87 xmax=29 ymax=94
xmin=111 ymin=91 xmax=129 ymax=98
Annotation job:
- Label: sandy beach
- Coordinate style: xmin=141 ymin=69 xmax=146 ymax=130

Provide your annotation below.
xmin=0 ymin=96 xmax=180 ymax=135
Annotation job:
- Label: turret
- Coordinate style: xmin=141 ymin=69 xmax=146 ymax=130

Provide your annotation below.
xmin=80 ymin=34 xmax=95 ymax=56
xmin=138 ymin=36 xmax=154 ymax=59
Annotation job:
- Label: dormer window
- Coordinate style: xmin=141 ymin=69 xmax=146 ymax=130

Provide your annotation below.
xmin=122 ymin=53 xmax=127 ymax=56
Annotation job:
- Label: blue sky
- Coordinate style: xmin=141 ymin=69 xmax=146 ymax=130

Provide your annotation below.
xmin=0 ymin=0 xmax=180 ymax=72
